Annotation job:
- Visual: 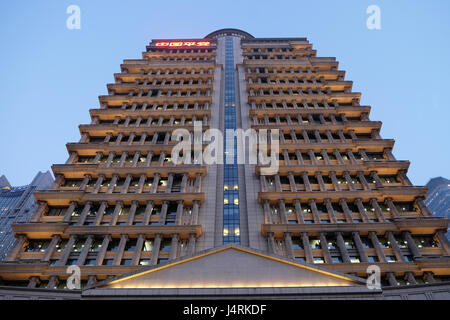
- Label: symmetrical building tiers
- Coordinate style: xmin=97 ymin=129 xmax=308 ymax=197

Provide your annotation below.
xmin=0 ymin=28 xmax=449 ymax=298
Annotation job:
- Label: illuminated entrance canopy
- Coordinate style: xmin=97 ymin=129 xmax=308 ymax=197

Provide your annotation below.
xmin=154 ymin=41 xmax=211 ymax=47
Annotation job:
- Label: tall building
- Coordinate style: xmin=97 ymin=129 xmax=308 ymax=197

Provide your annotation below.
xmin=426 ymin=177 xmax=450 ymax=239
xmin=0 ymin=172 xmax=54 ymax=260
xmin=1 ymin=29 xmax=449 ymax=300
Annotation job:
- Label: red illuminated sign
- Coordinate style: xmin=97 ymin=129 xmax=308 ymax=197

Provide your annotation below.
xmin=154 ymin=41 xmax=211 ymax=47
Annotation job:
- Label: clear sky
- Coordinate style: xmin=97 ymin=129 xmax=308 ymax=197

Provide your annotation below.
xmin=0 ymin=0 xmax=449 ymax=186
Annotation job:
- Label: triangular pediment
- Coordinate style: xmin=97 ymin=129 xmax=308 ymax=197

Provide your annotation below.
xmin=94 ymin=245 xmax=365 ymax=290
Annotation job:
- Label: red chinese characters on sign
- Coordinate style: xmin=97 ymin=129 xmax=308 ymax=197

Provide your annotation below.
xmin=154 ymin=41 xmax=211 ymax=47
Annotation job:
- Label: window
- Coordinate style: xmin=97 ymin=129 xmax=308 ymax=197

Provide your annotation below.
xmin=143 ymin=240 xmax=154 ymax=251
xmin=139 ymin=259 xmax=151 ymax=266
xmin=291 ymin=237 xmax=303 ymax=250
xmin=84 ymin=259 xmax=96 ymax=266
xmin=121 ymin=259 xmax=132 ymax=266
xmin=309 ymin=238 xmax=321 ymax=249
xmin=67 ymin=259 xmax=78 ymax=265
xmin=89 ymin=238 xmax=103 ymax=252
xmin=102 ymin=259 xmax=114 ymax=266
xmin=24 ymin=240 xmax=50 ymax=252
xmin=47 ymin=206 xmax=67 ymax=216
xmin=107 ymin=239 xmax=120 ymax=251
xmin=413 ymin=236 xmax=438 ymax=248
xmin=160 ymin=239 xmax=172 ymax=252
xmin=313 ymin=257 xmax=325 ymax=264
xmin=350 ymin=257 xmax=360 ymax=263
xmin=386 ymin=256 xmax=397 ymax=263
xmin=125 ymin=239 xmax=137 ymax=251
xmin=331 ymin=256 xmax=342 ymax=263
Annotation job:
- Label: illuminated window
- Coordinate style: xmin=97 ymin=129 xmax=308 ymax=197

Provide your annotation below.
xmin=313 ymin=257 xmax=325 ymax=264
xmin=350 ymin=256 xmax=360 ymax=263
xmin=223 ymin=228 xmax=229 ymax=236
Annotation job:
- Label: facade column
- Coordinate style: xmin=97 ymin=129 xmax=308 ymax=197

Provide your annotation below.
xmin=63 ymin=201 xmax=78 ymax=222
xmin=370 ymin=171 xmax=384 ymax=188
xmin=135 ymin=174 xmax=146 ymax=194
xmin=187 ymin=233 xmax=196 ymax=256
xmin=402 ymin=231 xmax=422 ymax=258
xmin=398 ymin=170 xmax=413 ymax=186
xmin=309 ymin=199 xmax=321 ymax=223
xmin=357 ymin=171 xmax=371 ymax=190
xmin=191 ymin=201 xmax=200 ymax=224
xmin=126 ymin=200 xmax=138 ymax=225
xmin=79 ymin=174 xmax=91 ymax=191
xmin=336 ymin=232 xmax=351 ymax=263
xmin=370 ymin=199 xmax=386 ymax=222
xmin=111 ymin=201 xmax=123 ymax=226
xmin=76 ymin=201 xmax=92 ymax=226
xmin=315 ymin=172 xmax=327 ymax=191
xmin=301 ymin=233 xmax=313 ymax=263
xmin=151 ymin=173 xmax=160 ymax=193
xmin=94 ymin=202 xmax=108 ymax=226
xmin=57 ymin=235 xmax=77 ymax=266
xmin=330 ymin=171 xmax=341 ymax=191
xmin=169 ymin=234 xmax=179 ymax=260
xmin=284 ymin=232 xmax=295 ymax=259
xmin=28 ymin=276 xmax=40 ymax=288
xmin=294 ymin=200 xmax=305 ymax=224
xmin=302 ymin=172 xmax=311 ymax=191
xmin=150 ymin=234 xmax=162 ymax=265
xmin=267 ymin=232 xmax=276 ymax=254
xmin=368 ymin=231 xmax=387 ymax=262
xmin=405 ymin=272 xmax=417 ymax=285
xmin=339 ymin=199 xmax=353 ymax=222
xmin=324 ymin=199 xmax=337 ymax=223
xmin=158 ymin=201 xmax=169 ymax=225
xmin=415 ymin=197 xmax=432 ymax=217
xmin=319 ymin=233 xmax=332 ymax=264
xmin=278 ymin=200 xmax=288 ymax=224
xmin=95 ymin=235 xmax=111 ymax=266
xmin=77 ymin=235 xmax=94 ymax=266
xmin=343 ymin=171 xmax=356 ymax=191
xmin=355 ymin=198 xmax=369 ymax=222
xmin=113 ymin=234 xmax=128 ymax=265
xmin=386 ymin=272 xmax=398 ymax=286
xmin=287 ymin=172 xmax=297 ymax=192
xmin=92 ymin=174 xmax=105 ymax=193
xmin=143 ymin=201 xmax=153 ymax=225
xmin=31 ymin=201 xmax=48 ymax=222
xmin=175 ymin=201 xmax=184 ymax=225
xmin=41 ymin=235 xmax=61 ymax=262
xmin=385 ymin=198 xmax=400 ymax=218
xmin=352 ymin=232 xmax=369 ymax=263
xmin=386 ymin=231 xmax=406 ymax=262
xmin=132 ymin=234 xmax=146 ymax=265
xmin=5 ymin=235 xmax=27 ymax=262
xmin=47 ymin=276 xmax=59 ymax=289
xmin=263 ymin=200 xmax=273 ymax=224
xmin=424 ymin=272 xmax=436 ymax=283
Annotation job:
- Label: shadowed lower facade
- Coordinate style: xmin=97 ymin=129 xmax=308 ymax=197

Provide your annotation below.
xmin=0 ymin=28 xmax=449 ymax=300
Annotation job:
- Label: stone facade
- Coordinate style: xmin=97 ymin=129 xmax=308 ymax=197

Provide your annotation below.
xmin=0 ymin=28 xmax=449 ymax=299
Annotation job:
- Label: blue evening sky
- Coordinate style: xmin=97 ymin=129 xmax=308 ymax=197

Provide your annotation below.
xmin=0 ymin=1 xmax=449 ymax=186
